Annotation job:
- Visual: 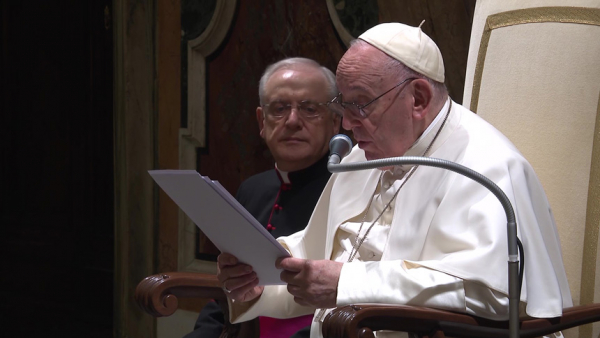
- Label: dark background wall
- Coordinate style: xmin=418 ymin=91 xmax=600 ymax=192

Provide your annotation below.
xmin=197 ymin=0 xmax=475 ymax=196
xmin=1 ymin=0 xmax=113 ymax=337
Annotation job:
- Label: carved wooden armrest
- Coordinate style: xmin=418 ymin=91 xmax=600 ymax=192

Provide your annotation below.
xmin=135 ymin=272 xmax=260 ymax=338
xmin=322 ymin=303 xmax=600 ymax=338
xmin=135 ymin=272 xmax=224 ymax=317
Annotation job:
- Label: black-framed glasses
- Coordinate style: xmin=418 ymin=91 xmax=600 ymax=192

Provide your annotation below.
xmin=262 ymin=100 xmax=330 ymax=120
xmin=327 ymin=77 xmax=417 ymax=118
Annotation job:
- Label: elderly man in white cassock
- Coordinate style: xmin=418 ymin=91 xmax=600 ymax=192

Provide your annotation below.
xmin=217 ymin=22 xmax=573 ymax=338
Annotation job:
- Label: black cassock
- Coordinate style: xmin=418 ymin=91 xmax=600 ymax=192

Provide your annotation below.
xmin=184 ymin=154 xmax=331 ymax=338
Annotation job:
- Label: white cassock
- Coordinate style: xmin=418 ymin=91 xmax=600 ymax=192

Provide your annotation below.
xmin=228 ymin=100 xmax=573 ymax=338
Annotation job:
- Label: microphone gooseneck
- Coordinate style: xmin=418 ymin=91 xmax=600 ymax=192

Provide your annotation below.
xmin=328 ymin=154 xmax=522 ymax=338
xmin=328 ymin=134 xmax=353 ymax=165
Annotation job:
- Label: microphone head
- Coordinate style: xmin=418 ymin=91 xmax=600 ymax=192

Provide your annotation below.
xmin=329 ymin=134 xmax=353 ymax=160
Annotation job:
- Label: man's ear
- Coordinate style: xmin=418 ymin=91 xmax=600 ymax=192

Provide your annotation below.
xmin=256 ymin=107 xmax=266 ymax=139
xmin=411 ymin=79 xmax=433 ymax=121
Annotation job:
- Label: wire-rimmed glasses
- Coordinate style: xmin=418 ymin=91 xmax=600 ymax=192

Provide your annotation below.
xmin=327 ymin=77 xmax=417 ymax=119
xmin=262 ymin=100 xmax=330 ymax=120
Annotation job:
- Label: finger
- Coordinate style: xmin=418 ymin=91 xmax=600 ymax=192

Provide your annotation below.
xmin=280 ymin=269 xmax=301 ymax=285
xmin=275 ymin=256 xmax=286 ymax=268
xmin=217 ymin=253 xmax=239 ymax=269
xmin=286 ymin=283 xmax=303 ymax=297
xmin=224 ymin=271 xmax=257 ymax=291
xmin=276 ymin=257 xmax=305 ymax=272
xmin=218 ymin=263 xmax=254 ymax=283
xmin=239 ymin=284 xmax=264 ymax=303
xmin=229 ymin=275 xmax=260 ymax=301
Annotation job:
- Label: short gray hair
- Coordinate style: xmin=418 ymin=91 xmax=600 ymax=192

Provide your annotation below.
xmin=258 ymin=57 xmax=338 ymax=105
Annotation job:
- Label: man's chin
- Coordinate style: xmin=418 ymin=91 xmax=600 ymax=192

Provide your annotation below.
xmin=362 ymin=152 xmax=394 ymax=170
xmin=276 ymin=149 xmax=314 ymax=163
xmin=361 ymin=149 xmax=382 ymax=162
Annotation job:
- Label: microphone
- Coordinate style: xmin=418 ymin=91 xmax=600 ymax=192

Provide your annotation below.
xmin=328 ymin=134 xmax=353 ymax=165
xmin=327 ymin=152 xmax=522 ymax=338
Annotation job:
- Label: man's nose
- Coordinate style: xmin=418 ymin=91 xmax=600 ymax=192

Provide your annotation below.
xmin=341 ymin=112 xmax=359 ymax=130
xmin=285 ymin=107 xmax=302 ymax=126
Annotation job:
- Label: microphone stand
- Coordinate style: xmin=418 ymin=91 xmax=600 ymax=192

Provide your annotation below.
xmin=328 ymin=156 xmax=521 ymax=338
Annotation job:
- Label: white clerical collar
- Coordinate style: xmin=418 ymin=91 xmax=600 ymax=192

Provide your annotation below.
xmin=275 ymin=164 xmax=291 ymax=184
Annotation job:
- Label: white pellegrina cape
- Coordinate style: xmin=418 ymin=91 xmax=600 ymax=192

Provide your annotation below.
xmin=229 ymin=101 xmax=572 ymax=337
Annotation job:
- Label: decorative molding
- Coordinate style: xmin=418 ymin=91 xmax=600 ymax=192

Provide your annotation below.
xmin=179 ymin=0 xmax=237 ymax=274
xmin=184 ymin=0 xmax=237 ymax=149
xmin=580 ymin=89 xmax=600 ymax=338
xmin=113 ymin=0 xmax=157 ymax=336
xmin=326 ymin=0 xmax=354 ymax=48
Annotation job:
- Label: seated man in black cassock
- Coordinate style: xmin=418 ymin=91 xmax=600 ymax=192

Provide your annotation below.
xmin=183 ymin=57 xmax=341 ymax=338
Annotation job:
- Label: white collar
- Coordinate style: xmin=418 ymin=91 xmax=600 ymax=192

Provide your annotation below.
xmin=274 ymin=164 xmax=291 ymax=184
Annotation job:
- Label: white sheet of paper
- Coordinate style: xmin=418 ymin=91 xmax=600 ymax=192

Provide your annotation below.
xmin=149 ymin=170 xmax=290 ymax=285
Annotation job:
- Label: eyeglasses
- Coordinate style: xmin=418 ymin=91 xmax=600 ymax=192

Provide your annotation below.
xmin=262 ymin=100 xmax=330 ymax=120
xmin=327 ymin=77 xmax=417 ymax=118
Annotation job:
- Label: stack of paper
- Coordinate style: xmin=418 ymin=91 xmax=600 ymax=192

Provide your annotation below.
xmin=149 ymin=170 xmax=290 ymax=285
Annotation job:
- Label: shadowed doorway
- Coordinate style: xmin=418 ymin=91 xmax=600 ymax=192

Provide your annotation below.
xmin=1 ymin=1 xmax=114 ymax=336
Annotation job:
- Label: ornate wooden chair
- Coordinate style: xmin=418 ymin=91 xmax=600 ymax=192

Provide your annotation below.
xmin=135 ymin=272 xmax=259 ymax=338
xmin=136 ymin=0 xmax=600 ymax=337
xmin=135 ymin=271 xmax=600 ymax=338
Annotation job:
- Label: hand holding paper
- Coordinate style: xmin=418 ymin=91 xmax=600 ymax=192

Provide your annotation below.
xmin=217 ymin=253 xmax=264 ymax=302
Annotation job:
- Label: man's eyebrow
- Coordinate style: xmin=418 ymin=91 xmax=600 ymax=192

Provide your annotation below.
xmin=340 ymin=86 xmax=372 ymax=101
xmin=342 ymin=83 xmax=373 ymax=95
xmin=266 ymin=99 xmax=324 ymax=104
xmin=345 ymin=83 xmax=368 ymax=91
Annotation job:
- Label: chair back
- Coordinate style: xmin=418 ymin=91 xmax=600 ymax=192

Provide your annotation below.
xmin=462 ymin=1 xmax=600 ymax=337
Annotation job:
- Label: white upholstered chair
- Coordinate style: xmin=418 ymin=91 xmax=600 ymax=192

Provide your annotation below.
xmin=463 ymin=1 xmax=600 ymax=337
